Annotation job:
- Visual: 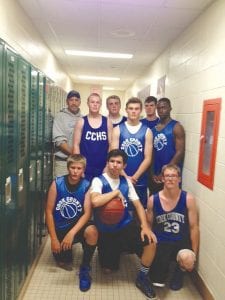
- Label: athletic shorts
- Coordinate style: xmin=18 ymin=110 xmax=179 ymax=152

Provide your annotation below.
xmin=149 ymin=240 xmax=191 ymax=283
xmin=98 ymin=220 xmax=149 ymax=270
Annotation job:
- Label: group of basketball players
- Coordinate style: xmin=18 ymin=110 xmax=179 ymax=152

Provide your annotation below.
xmin=47 ymin=92 xmax=199 ymax=299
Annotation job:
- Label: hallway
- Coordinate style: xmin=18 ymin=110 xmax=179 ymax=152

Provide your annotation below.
xmin=19 ymin=237 xmax=202 ymax=300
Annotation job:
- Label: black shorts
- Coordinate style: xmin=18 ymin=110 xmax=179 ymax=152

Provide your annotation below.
xmin=149 ymin=240 xmax=191 ymax=283
xmin=98 ymin=220 xmax=149 ymax=270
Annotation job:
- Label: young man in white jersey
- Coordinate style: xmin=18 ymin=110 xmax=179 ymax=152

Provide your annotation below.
xmin=111 ymin=97 xmax=153 ymax=209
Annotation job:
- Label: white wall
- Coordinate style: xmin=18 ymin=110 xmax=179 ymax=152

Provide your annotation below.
xmin=0 ymin=0 xmax=73 ymax=90
xmin=126 ymin=1 xmax=225 ymax=298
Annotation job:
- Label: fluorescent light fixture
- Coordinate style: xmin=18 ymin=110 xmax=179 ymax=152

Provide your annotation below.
xmin=78 ymin=75 xmax=120 ymax=81
xmin=103 ymin=87 xmax=115 ymax=90
xmin=65 ymin=50 xmax=133 ymax=59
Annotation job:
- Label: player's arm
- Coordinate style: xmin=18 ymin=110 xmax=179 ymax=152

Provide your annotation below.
xmin=107 ymin=117 xmax=113 ymax=150
xmin=72 ymin=118 xmax=84 ymax=154
xmin=186 ymin=192 xmax=199 ymax=256
xmin=146 ymin=195 xmax=154 ymax=228
xmin=131 ymin=128 xmax=152 ymax=184
xmin=61 ymin=190 xmax=93 ymax=250
xmin=170 ymin=122 xmax=185 ymax=165
xmin=45 ymin=181 xmax=61 ymax=253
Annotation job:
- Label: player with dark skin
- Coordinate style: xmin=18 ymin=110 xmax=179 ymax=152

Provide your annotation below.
xmin=152 ymin=98 xmax=185 ymax=186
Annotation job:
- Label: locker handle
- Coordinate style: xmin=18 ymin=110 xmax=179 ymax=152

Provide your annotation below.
xmin=44 ymin=155 xmax=47 ymax=168
xmin=18 ymin=168 xmax=24 ymax=191
xmin=29 ymin=164 xmax=33 ymax=182
xmin=37 ymin=160 xmax=41 ymax=175
xmin=5 ymin=177 xmax=12 ymax=204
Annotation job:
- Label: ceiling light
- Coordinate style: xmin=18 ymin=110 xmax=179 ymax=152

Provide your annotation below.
xmin=78 ymin=75 xmax=120 ymax=81
xmin=65 ymin=50 xmax=133 ymax=59
xmin=103 ymin=87 xmax=115 ymax=90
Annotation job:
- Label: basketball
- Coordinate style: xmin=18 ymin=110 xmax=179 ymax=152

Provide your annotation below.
xmin=98 ymin=197 xmax=125 ymax=225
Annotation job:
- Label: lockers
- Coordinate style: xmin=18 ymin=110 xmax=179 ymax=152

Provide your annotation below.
xmin=0 ymin=38 xmax=65 ymax=300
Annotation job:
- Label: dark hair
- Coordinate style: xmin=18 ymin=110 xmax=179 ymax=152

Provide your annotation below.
xmin=106 ymin=95 xmax=121 ymax=105
xmin=107 ymin=149 xmax=128 ymax=164
xmin=67 ymin=90 xmax=80 ymax=99
xmin=125 ymin=97 xmax=142 ymax=110
xmin=144 ymin=96 xmax=157 ymax=105
xmin=158 ymin=97 xmax=171 ymax=108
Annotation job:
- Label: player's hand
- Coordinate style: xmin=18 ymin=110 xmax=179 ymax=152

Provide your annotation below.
xmin=61 ymin=231 xmax=74 ymax=251
xmin=51 ymin=238 xmax=61 ymax=254
xmin=153 ymin=175 xmax=162 ymax=184
xmin=141 ymin=227 xmax=157 ymax=244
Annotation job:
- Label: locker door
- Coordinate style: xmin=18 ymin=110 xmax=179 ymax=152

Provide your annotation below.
xmin=0 ymin=38 xmax=5 ymax=300
xmin=3 ymin=44 xmax=18 ymax=300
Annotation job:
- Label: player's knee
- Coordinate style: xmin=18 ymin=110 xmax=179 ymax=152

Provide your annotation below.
xmin=177 ymin=249 xmax=196 ymax=272
xmin=84 ymin=225 xmax=98 ymax=244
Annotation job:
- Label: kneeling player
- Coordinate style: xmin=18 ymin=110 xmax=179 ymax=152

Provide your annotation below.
xmin=45 ymin=154 xmax=98 ymax=292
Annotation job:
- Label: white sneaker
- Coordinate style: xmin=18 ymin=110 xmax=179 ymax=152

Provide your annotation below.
xmin=152 ymin=282 xmax=165 ymax=287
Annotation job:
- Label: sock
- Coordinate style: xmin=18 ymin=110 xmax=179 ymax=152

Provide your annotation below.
xmin=81 ymin=242 xmax=96 ymax=268
xmin=140 ymin=264 xmax=150 ymax=276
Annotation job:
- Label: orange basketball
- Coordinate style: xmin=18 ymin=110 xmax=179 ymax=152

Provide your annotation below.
xmin=98 ymin=197 xmax=125 ymax=225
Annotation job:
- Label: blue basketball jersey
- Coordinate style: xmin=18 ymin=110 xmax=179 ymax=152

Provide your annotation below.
xmin=80 ymin=115 xmax=109 ymax=180
xmin=141 ymin=117 xmax=159 ymax=129
xmin=54 ymin=176 xmax=90 ymax=230
xmin=94 ymin=175 xmax=132 ymax=233
xmin=113 ymin=116 xmax=127 ymax=127
xmin=119 ymin=122 xmax=148 ymax=186
xmin=152 ymin=119 xmax=182 ymax=175
xmin=152 ymin=191 xmax=190 ymax=242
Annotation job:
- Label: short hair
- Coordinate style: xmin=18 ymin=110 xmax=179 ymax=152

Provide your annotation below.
xmin=125 ymin=97 xmax=142 ymax=110
xmin=106 ymin=95 xmax=121 ymax=105
xmin=87 ymin=93 xmax=102 ymax=102
xmin=158 ymin=97 xmax=171 ymax=108
xmin=107 ymin=149 xmax=128 ymax=164
xmin=144 ymin=96 xmax=157 ymax=105
xmin=67 ymin=154 xmax=86 ymax=169
xmin=161 ymin=164 xmax=181 ymax=176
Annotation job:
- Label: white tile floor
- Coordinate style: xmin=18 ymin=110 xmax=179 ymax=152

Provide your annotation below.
xmin=20 ymin=237 xmax=202 ymax=300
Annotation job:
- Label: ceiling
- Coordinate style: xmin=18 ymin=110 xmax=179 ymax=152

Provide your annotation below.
xmin=18 ymin=0 xmax=215 ymax=91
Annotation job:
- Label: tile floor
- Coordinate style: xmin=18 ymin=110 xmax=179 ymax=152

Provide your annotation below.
xmin=20 ymin=237 xmax=202 ymax=300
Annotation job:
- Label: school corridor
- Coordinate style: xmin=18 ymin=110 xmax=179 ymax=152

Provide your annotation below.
xmin=19 ymin=237 xmax=202 ymax=300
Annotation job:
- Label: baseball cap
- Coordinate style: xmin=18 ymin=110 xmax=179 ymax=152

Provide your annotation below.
xmin=67 ymin=90 xmax=80 ymax=99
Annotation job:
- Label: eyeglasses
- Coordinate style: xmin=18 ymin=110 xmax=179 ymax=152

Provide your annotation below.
xmin=163 ymin=174 xmax=179 ymax=179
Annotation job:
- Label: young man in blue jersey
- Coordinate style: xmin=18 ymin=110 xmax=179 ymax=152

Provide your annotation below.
xmin=73 ymin=93 xmax=113 ymax=181
xmin=111 ymin=97 xmax=153 ymax=209
xmin=90 ymin=149 xmax=157 ymax=299
xmin=45 ymin=154 xmax=98 ymax=292
xmin=106 ymin=94 xmax=127 ymax=127
xmin=147 ymin=164 xmax=199 ymax=290
xmin=151 ymin=97 xmax=185 ymax=194
xmin=141 ymin=96 xmax=159 ymax=129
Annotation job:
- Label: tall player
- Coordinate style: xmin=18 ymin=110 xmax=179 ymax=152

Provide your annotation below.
xmin=111 ymin=97 xmax=153 ymax=209
xmin=45 ymin=154 xmax=98 ymax=292
xmin=73 ymin=93 xmax=113 ymax=181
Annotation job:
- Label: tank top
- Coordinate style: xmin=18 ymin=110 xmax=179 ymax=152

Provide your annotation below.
xmin=80 ymin=115 xmax=109 ymax=180
xmin=152 ymin=119 xmax=182 ymax=175
xmin=119 ymin=122 xmax=148 ymax=186
xmin=152 ymin=191 xmax=190 ymax=242
xmin=54 ymin=176 xmax=90 ymax=230
xmin=94 ymin=175 xmax=132 ymax=232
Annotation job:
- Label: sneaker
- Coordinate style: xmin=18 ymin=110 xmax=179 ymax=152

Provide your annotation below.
xmin=152 ymin=282 xmax=165 ymax=288
xmin=169 ymin=265 xmax=184 ymax=291
xmin=136 ymin=272 xmax=157 ymax=299
xmin=56 ymin=261 xmax=73 ymax=271
xmin=79 ymin=266 xmax=91 ymax=292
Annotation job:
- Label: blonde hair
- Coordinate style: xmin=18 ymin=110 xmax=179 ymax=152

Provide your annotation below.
xmin=67 ymin=154 xmax=86 ymax=169
xmin=161 ymin=164 xmax=181 ymax=176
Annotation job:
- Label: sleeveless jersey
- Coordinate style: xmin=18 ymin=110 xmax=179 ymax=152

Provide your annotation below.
xmin=152 ymin=119 xmax=182 ymax=175
xmin=94 ymin=175 xmax=132 ymax=233
xmin=54 ymin=176 xmax=90 ymax=230
xmin=80 ymin=115 xmax=109 ymax=180
xmin=119 ymin=122 xmax=148 ymax=186
xmin=113 ymin=116 xmax=127 ymax=127
xmin=141 ymin=117 xmax=159 ymax=129
xmin=152 ymin=191 xmax=190 ymax=242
